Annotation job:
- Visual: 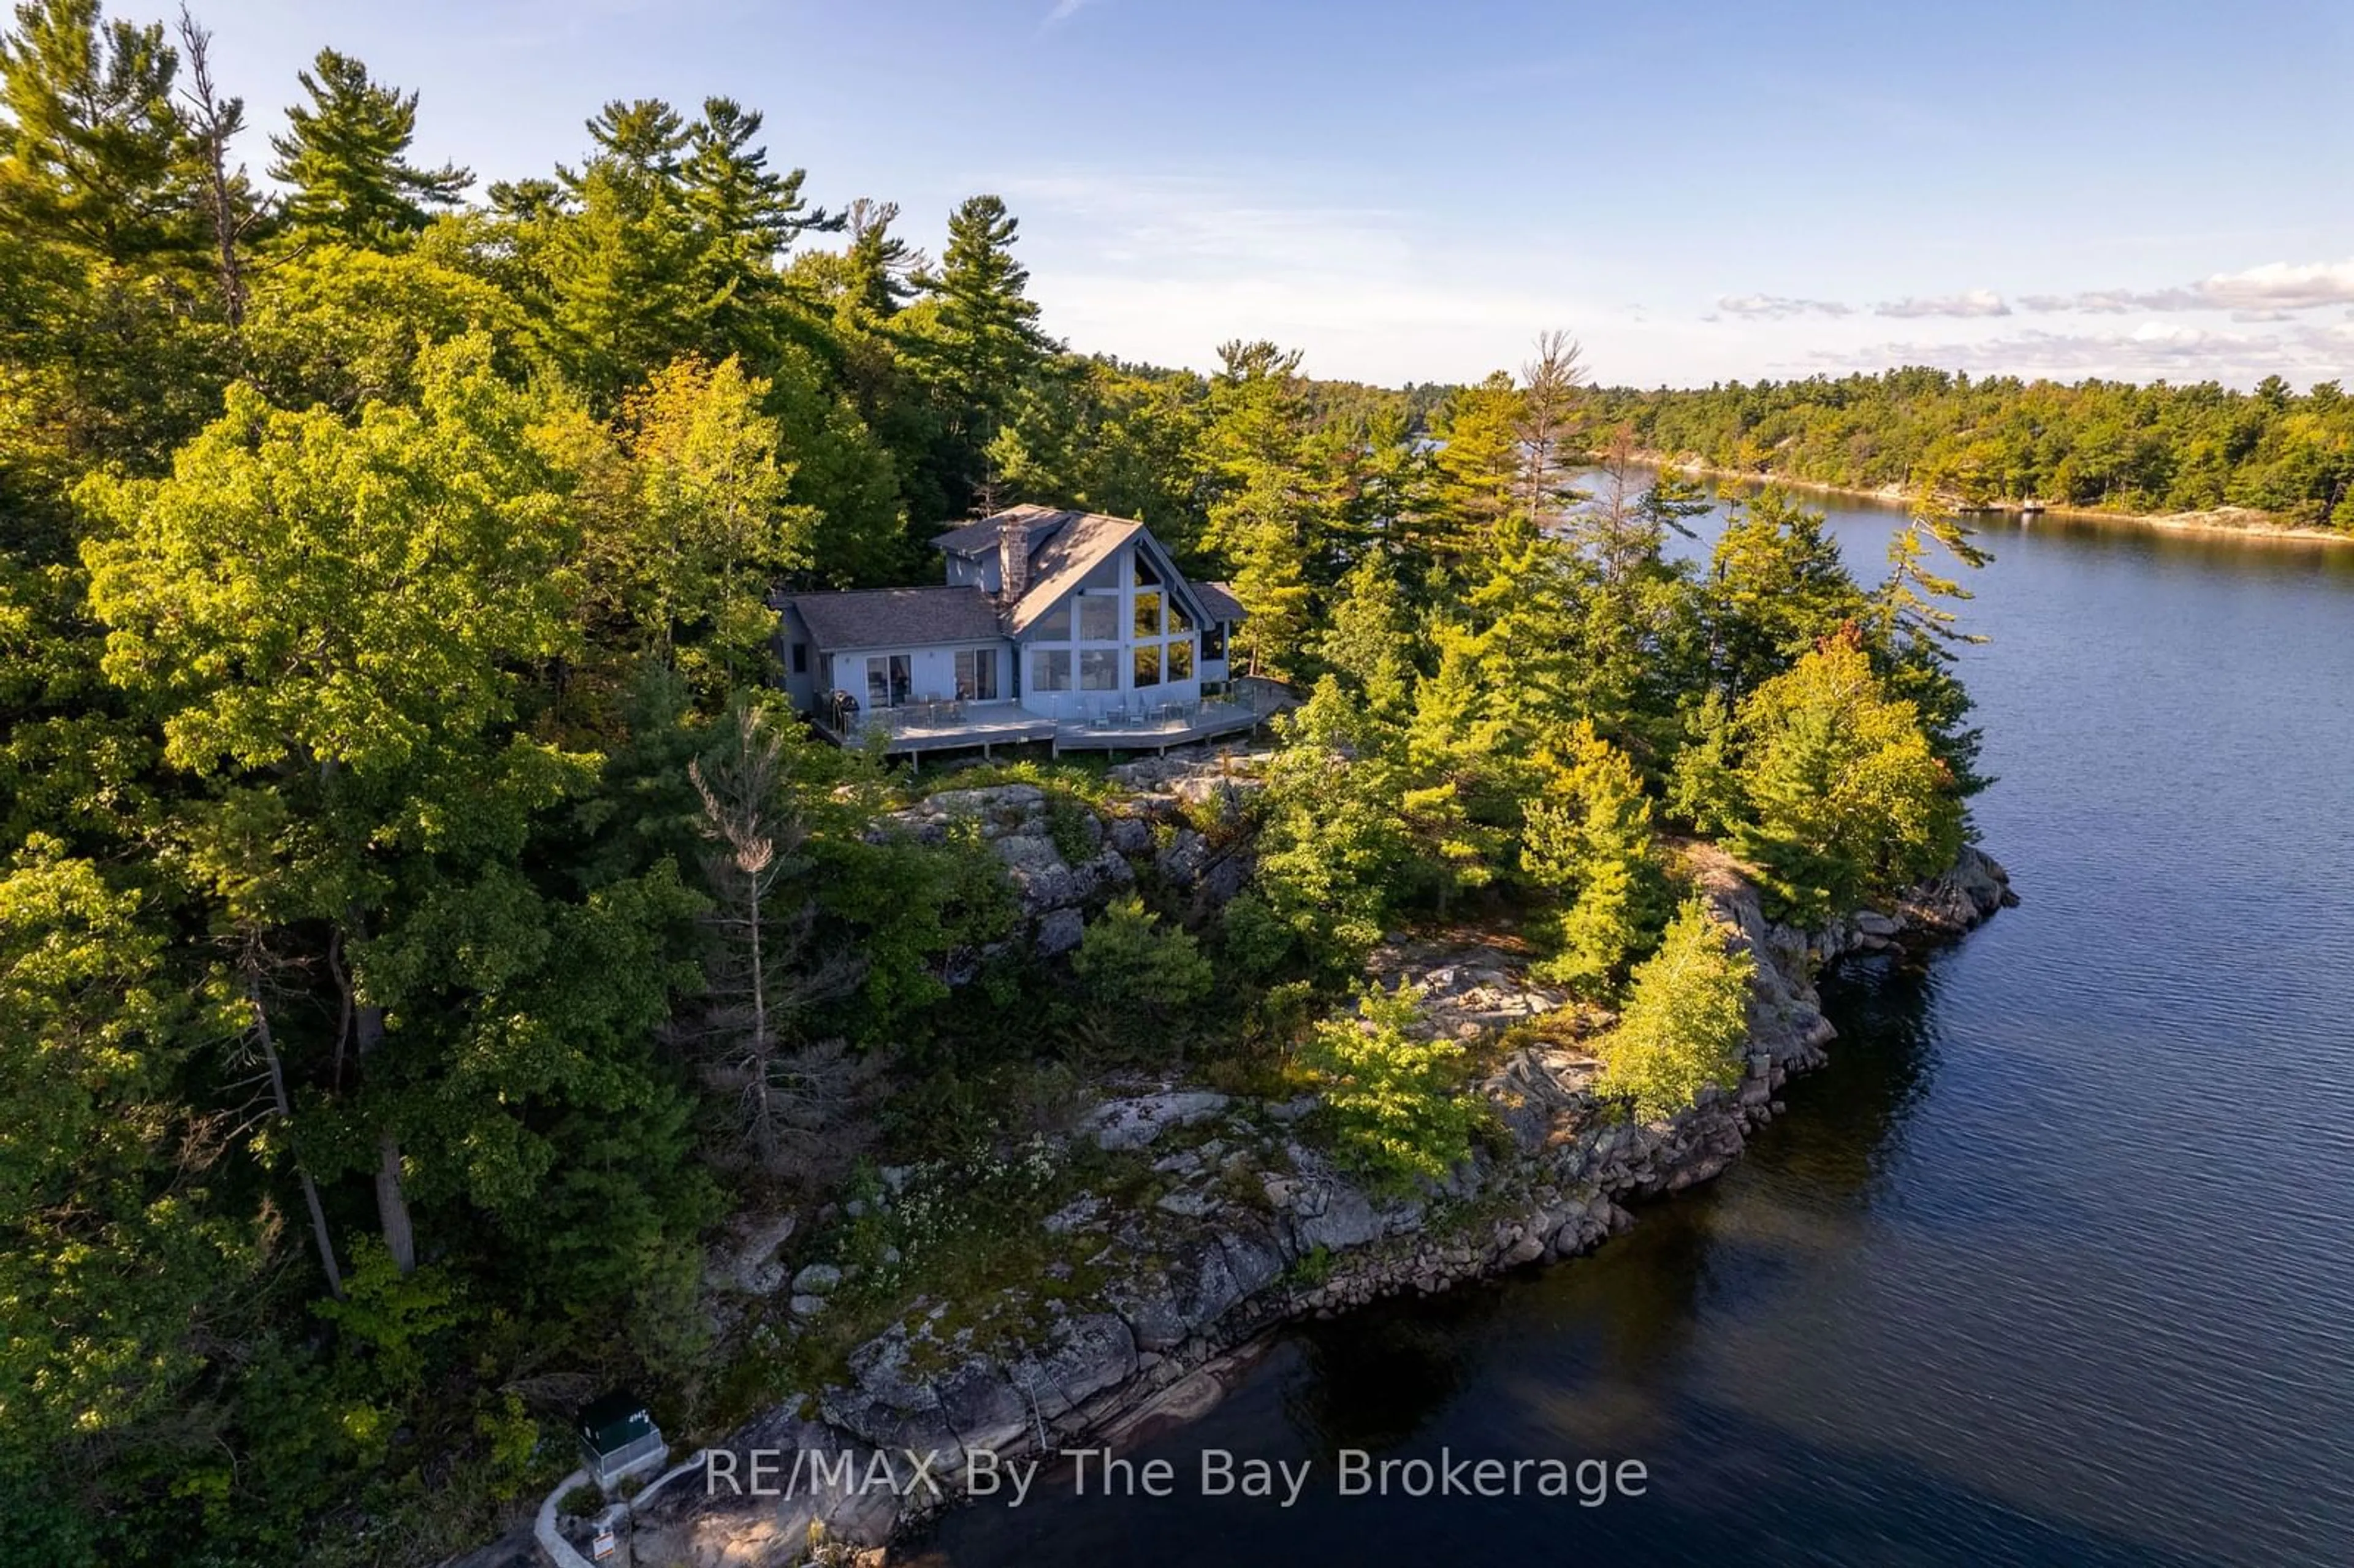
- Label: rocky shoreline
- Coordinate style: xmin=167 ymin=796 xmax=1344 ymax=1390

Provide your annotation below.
xmin=560 ymin=762 xmax=2017 ymax=1568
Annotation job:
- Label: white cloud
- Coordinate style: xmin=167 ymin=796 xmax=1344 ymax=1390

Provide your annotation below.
xmin=2019 ymin=258 xmax=2354 ymax=315
xmin=1874 ymin=288 xmax=2011 ymax=319
xmin=2197 ymin=258 xmax=2354 ymax=311
xmin=1044 ymin=0 xmax=1099 ymax=23
xmin=1715 ymin=294 xmax=1851 ymax=320
xmin=1795 ymin=319 xmax=2354 ymax=385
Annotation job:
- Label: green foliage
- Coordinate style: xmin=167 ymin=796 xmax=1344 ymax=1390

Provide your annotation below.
xmin=1214 ymin=891 xmax=1295 ymax=981
xmin=312 ymin=1241 xmax=464 ymax=1392
xmin=1732 ymin=628 xmax=1964 ymax=924
xmin=1522 ymin=723 xmax=1665 ymax=991
xmin=0 ymin=0 xmax=190 ymax=267
xmin=240 ymin=244 xmax=528 ymax=411
xmin=1071 ymin=894 xmax=1215 ymax=1038
xmin=1597 ymin=899 xmax=1754 ymax=1121
xmin=1254 ymin=679 xmax=1414 ymax=969
xmin=1665 ymin=690 xmax=1742 ymax=835
xmin=1300 ymin=984 xmax=1478 ymax=1187
xmin=269 ymin=48 xmax=471 ymax=246
xmin=0 ymin=29 xmax=2015 ymax=1556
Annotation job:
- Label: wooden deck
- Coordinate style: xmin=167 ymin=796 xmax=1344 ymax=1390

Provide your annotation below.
xmin=813 ymin=682 xmax=1292 ymax=761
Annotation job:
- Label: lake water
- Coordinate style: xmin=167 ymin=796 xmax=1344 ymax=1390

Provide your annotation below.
xmin=921 ymin=491 xmax=2354 ymax=1567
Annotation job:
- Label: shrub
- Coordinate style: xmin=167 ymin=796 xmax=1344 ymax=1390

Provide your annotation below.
xmin=1597 ymin=899 xmax=1755 ymax=1121
xmin=1299 ymin=984 xmax=1478 ymax=1187
xmin=1043 ymin=790 xmax=1100 ymax=864
xmin=1071 ymin=896 xmax=1214 ymax=1046
xmin=1215 ymin=891 xmax=1293 ymax=980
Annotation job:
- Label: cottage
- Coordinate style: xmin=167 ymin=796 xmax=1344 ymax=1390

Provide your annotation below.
xmin=773 ymin=506 xmax=1274 ymax=755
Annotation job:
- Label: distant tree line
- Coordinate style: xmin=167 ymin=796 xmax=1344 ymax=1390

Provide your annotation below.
xmin=1591 ymin=367 xmax=2354 ymax=528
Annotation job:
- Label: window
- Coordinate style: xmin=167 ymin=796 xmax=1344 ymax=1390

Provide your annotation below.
xmin=1032 ymin=601 xmax=1071 ymax=639
xmin=866 ymin=653 xmax=911 ymax=707
xmin=956 ymin=647 xmax=998 ymax=700
xmin=1203 ymin=622 xmax=1227 ymax=661
xmin=1133 ymin=643 xmax=1162 ymax=688
xmin=1133 ymin=590 xmax=1161 ymax=639
xmin=1167 ymin=637 xmax=1194 ymax=681
xmin=1031 ymin=649 xmax=1072 ymax=690
xmin=791 ymin=642 xmax=809 ymax=674
xmin=1133 ymin=551 xmax=1162 ymax=587
xmin=1079 ymin=595 xmax=1119 ymax=641
xmin=1168 ymin=599 xmax=1194 ymax=634
xmin=1081 ymin=649 xmax=1120 ymax=690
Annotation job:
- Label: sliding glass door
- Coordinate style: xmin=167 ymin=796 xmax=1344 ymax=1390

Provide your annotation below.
xmin=865 ymin=654 xmax=910 ymax=708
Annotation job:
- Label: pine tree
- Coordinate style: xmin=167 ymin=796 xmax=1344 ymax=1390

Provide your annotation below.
xmin=680 ymin=96 xmax=832 ymax=356
xmin=840 ymin=196 xmax=921 ymax=318
xmin=910 ymin=193 xmax=1055 ymax=510
xmin=541 ymin=99 xmax=703 ymax=405
xmin=267 ymin=48 xmax=470 ymax=246
xmin=1316 ymin=554 xmax=1417 ymax=721
xmin=1423 ymin=371 xmax=1522 ymax=575
xmin=1706 ymin=485 xmax=1868 ymax=701
xmin=1199 ymin=340 xmax=1322 ymax=676
xmin=1514 ymin=329 xmax=1586 ymax=528
xmin=1522 ymin=721 xmax=1664 ymax=989
xmin=1870 ymin=487 xmax=1993 ymax=793
xmin=0 ymin=0 xmax=191 ymax=267
xmin=1400 ymin=629 xmax=1511 ymax=911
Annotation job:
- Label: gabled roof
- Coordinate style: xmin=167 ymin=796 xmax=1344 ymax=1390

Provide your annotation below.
xmin=777 ymin=585 xmax=1004 ymax=652
xmin=1008 ymin=511 xmax=1145 ymax=633
xmin=1192 ymin=579 xmax=1246 ymax=624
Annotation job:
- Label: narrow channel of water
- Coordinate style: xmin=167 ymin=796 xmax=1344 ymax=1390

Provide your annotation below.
xmin=921 ymin=493 xmax=2354 ymax=1567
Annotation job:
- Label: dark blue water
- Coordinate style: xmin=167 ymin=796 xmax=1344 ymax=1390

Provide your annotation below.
xmin=923 ymin=496 xmax=2354 ymax=1567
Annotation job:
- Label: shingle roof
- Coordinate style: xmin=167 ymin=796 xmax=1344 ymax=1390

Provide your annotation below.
xmin=1191 ymin=579 xmax=1246 ymax=623
xmin=779 ymin=585 xmax=1004 ymax=651
xmin=1008 ymin=511 xmax=1143 ymax=633
xmin=931 ymin=504 xmax=1072 ymax=558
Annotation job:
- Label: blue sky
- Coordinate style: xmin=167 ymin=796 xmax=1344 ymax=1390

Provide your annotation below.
xmin=196 ymin=0 xmax=2354 ymax=388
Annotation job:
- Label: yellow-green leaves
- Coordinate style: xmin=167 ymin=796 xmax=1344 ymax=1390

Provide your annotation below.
xmin=1598 ymin=899 xmax=1754 ymax=1122
xmin=1732 ymin=628 xmax=1963 ymax=924
xmin=1301 ymin=983 xmax=1479 ymax=1188
xmin=81 ymin=334 xmax=582 ymax=782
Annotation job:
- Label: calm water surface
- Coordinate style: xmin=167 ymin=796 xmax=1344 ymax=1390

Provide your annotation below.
xmin=924 ymin=495 xmax=2354 ymax=1567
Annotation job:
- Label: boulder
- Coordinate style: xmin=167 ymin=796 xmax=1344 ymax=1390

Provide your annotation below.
xmin=1156 ymin=828 xmax=1211 ymax=888
xmin=932 ymin=1357 xmax=1030 ymax=1456
xmin=1035 ymin=907 xmax=1085 ymax=957
xmin=1083 ymin=1091 xmax=1230 ymax=1152
xmin=1103 ymin=1272 xmax=1189 ymax=1352
xmin=791 ymin=1262 xmax=842 ymax=1295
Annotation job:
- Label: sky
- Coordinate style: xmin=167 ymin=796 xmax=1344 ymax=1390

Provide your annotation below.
xmin=189 ymin=0 xmax=2354 ymax=389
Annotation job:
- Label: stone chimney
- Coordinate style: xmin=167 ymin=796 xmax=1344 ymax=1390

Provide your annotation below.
xmin=997 ymin=514 xmax=1032 ymax=604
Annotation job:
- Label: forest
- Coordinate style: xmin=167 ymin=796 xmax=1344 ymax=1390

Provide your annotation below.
xmin=1 ymin=3 xmax=1990 ymax=1562
xmin=1594 ymin=366 xmax=2354 ymax=527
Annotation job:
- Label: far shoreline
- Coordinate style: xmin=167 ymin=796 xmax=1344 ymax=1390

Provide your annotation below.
xmin=1637 ymin=453 xmax=2354 ymax=549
